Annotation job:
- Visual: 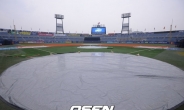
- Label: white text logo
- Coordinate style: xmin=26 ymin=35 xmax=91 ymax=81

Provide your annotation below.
xmin=95 ymin=28 xmax=102 ymax=32
xmin=70 ymin=106 xmax=114 ymax=110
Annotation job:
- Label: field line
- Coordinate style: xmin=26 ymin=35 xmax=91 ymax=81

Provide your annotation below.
xmin=34 ymin=48 xmax=57 ymax=54
xmin=128 ymin=48 xmax=154 ymax=54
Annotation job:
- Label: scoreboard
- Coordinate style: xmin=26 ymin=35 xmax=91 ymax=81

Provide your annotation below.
xmin=91 ymin=27 xmax=106 ymax=35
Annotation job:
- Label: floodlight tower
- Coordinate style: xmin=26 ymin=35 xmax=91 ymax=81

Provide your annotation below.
xmin=55 ymin=14 xmax=64 ymax=34
xmin=121 ymin=13 xmax=131 ymax=35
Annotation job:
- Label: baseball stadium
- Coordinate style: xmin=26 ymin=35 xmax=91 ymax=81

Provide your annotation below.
xmin=1 ymin=1 xmax=184 ymax=110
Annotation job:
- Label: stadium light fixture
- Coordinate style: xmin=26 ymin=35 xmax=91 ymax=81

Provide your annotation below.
xmin=121 ymin=13 xmax=131 ymax=18
xmin=121 ymin=13 xmax=131 ymax=35
xmin=55 ymin=14 xmax=64 ymax=34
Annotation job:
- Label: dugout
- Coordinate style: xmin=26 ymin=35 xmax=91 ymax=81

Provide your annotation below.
xmin=0 ymin=39 xmax=3 ymax=45
xmin=176 ymin=39 xmax=184 ymax=48
xmin=84 ymin=37 xmax=101 ymax=43
xmin=0 ymin=39 xmax=13 ymax=45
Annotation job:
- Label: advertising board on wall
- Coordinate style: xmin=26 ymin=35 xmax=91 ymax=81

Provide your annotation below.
xmin=38 ymin=32 xmax=53 ymax=36
xmin=148 ymin=41 xmax=168 ymax=44
xmin=126 ymin=41 xmax=169 ymax=44
xmin=19 ymin=31 xmax=31 ymax=35
xmin=65 ymin=41 xmax=72 ymax=43
xmin=31 ymin=32 xmax=38 ymax=35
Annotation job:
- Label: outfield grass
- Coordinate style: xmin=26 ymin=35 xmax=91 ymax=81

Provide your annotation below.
xmin=0 ymin=46 xmax=184 ymax=110
xmin=154 ymin=48 xmax=184 ymax=70
xmin=39 ymin=46 xmax=164 ymax=57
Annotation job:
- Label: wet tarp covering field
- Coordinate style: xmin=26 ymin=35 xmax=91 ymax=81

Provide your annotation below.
xmin=0 ymin=52 xmax=184 ymax=110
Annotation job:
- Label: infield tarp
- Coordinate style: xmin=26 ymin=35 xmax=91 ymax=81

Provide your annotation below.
xmin=0 ymin=53 xmax=184 ymax=110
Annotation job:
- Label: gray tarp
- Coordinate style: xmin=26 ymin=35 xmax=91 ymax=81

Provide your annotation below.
xmin=0 ymin=52 xmax=184 ymax=110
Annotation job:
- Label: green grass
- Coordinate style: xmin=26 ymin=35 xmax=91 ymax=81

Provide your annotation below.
xmin=154 ymin=48 xmax=184 ymax=70
xmin=0 ymin=46 xmax=184 ymax=110
xmin=39 ymin=46 xmax=165 ymax=59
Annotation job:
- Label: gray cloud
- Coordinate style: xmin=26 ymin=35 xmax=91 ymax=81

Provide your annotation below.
xmin=0 ymin=0 xmax=184 ymax=33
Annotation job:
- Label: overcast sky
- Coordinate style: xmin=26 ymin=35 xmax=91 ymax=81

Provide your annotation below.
xmin=0 ymin=0 xmax=184 ymax=33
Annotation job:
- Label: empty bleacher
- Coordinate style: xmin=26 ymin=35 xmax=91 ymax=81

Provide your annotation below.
xmin=0 ymin=28 xmax=184 ymax=44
